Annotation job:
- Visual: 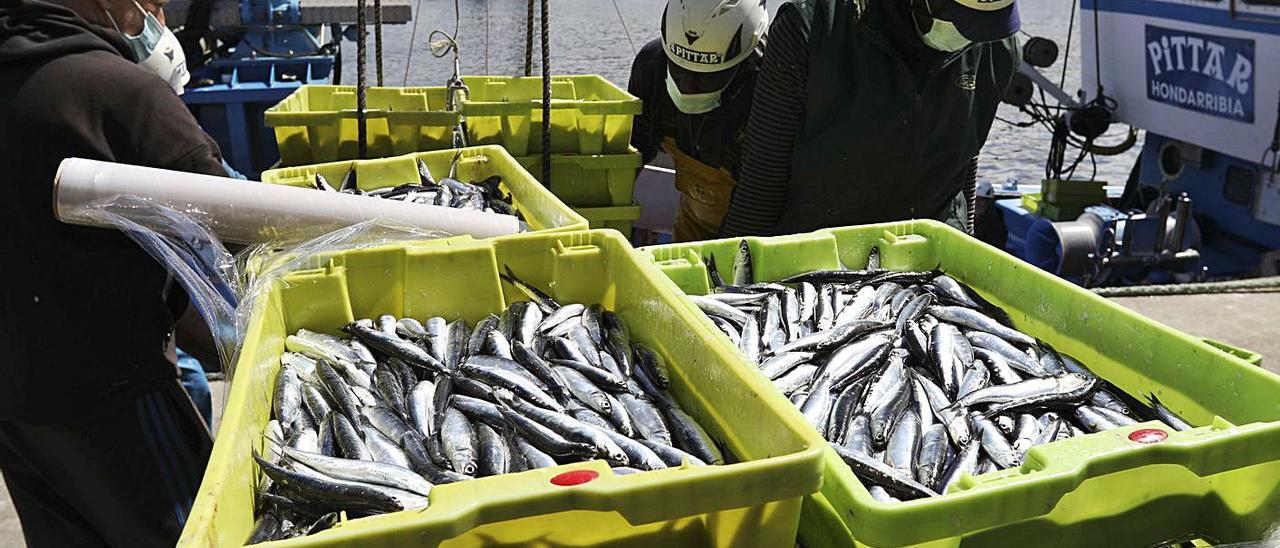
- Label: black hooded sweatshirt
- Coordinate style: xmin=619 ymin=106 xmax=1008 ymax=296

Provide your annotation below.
xmin=0 ymin=0 xmax=226 ymax=419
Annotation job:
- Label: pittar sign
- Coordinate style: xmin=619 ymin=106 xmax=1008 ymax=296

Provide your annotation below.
xmin=1145 ymin=25 xmax=1255 ymax=123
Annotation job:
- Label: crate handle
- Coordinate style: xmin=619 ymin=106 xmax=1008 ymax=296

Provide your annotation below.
xmin=1200 ymin=337 xmax=1263 ymax=366
xmin=327 ymin=459 xmax=728 ymax=543
xmin=954 ymin=419 xmax=1280 ymax=495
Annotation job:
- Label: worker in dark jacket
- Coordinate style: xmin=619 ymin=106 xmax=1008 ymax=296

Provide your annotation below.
xmin=720 ymin=0 xmax=1020 ymax=237
xmin=628 ymin=0 xmax=767 ymax=241
xmin=0 ymin=0 xmax=222 ymax=545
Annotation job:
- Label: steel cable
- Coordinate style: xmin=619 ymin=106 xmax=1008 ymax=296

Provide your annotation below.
xmin=357 ymin=0 xmax=368 ymax=159
xmin=525 ymin=0 xmax=534 ymax=77
xmin=402 ymin=0 xmax=424 ymax=85
xmin=374 ymin=0 xmax=384 ymax=86
xmin=540 ymin=0 xmax=551 ymax=186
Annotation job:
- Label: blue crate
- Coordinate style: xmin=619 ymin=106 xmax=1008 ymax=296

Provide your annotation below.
xmin=183 ymin=56 xmax=333 ymax=178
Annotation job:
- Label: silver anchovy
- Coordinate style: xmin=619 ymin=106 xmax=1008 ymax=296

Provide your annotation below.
xmin=1073 ymin=406 xmax=1118 ymax=433
xmin=914 ymin=424 xmax=951 ymax=490
xmin=691 ymin=295 xmax=753 ymax=326
xmin=474 ymin=423 xmax=510 ymax=477
xmin=440 ymin=406 xmax=479 ymax=475
xmin=938 ymin=439 xmax=981 ymax=494
xmin=966 ymin=331 xmax=1046 ymax=377
xmin=929 ymin=275 xmax=979 ymax=308
xmin=831 ymin=444 xmax=938 ymax=500
xmin=930 ymin=305 xmax=1036 ymax=348
xmin=884 ymin=409 xmax=920 ymax=475
xmin=951 ymin=373 xmax=1097 ymax=416
xmin=761 ymin=352 xmax=815 ymax=380
xmin=1146 ymin=393 xmax=1194 ymax=431
xmin=280 ymin=446 xmax=433 ymax=497
xmin=664 ymin=406 xmax=724 ymax=465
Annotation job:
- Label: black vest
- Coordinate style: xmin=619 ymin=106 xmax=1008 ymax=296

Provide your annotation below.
xmin=776 ymin=0 xmax=1017 ymax=234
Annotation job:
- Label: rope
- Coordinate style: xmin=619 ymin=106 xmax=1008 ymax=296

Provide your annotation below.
xmin=1088 ymin=127 xmax=1138 ymax=156
xmin=610 ymin=0 xmax=637 ymax=55
xmin=374 ymin=0 xmax=384 ymax=86
xmin=403 ymin=0 xmax=424 ymax=85
xmin=540 ymin=0 xmax=551 ymax=186
xmin=524 ymin=0 xmax=535 ymax=75
xmin=1060 ymin=0 xmax=1076 ymax=91
xmin=1091 ymin=0 xmax=1104 ymax=100
xmin=485 ymin=0 xmax=491 ymax=74
xmin=1092 ymin=276 xmax=1280 ymax=297
xmin=357 ymin=0 xmax=368 ymax=159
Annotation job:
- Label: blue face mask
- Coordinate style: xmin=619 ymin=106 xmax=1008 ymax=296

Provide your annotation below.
xmin=106 ymin=1 xmax=163 ymax=61
xmin=104 ymin=1 xmax=190 ymax=94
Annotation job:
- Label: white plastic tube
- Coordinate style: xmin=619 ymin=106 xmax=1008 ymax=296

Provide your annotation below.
xmin=53 ymin=158 xmax=523 ymax=244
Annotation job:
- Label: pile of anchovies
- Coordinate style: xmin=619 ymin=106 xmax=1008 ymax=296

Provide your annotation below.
xmin=689 ymin=242 xmax=1194 ymax=502
xmin=310 ymin=158 xmax=523 ymax=219
xmin=248 ymin=267 xmax=723 ymax=543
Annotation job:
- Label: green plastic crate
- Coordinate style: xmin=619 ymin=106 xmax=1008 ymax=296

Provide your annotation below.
xmin=1020 ymin=192 xmax=1042 ymax=213
xmin=637 ymin=220 xmax=1280 ymax=548
xmin=515 ymin=148 xmax=643 ymax=208
xmin=1021 ymin=192 xmax=1084 ymax=222
xmin=264 ymin=85 xmax=460 ymax=167
xmin=460 ymin=75 xmax=641 ymax=157
xmin=576 ymin=203 xmax=642 ymax=237
xmin=259 ymin=145 xmax=588 ymax=234
xmin=179 ymin=230 xmax=825 ymax=547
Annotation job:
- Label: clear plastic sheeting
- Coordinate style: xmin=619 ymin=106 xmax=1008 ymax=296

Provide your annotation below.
xmin=82 ymin=194 xmax=450 ymax=382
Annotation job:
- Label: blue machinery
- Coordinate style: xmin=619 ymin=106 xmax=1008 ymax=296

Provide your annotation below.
xmin=995 ymin=0 xmax=1280 ymax=286
xmin=168 ymin=0 xmax=410 ymax=177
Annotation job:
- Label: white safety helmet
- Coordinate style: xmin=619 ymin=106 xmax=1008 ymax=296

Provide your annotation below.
xmin=661 ymin=0 xmax=768 ymax=74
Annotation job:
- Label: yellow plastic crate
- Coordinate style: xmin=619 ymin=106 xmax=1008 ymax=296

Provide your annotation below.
xmin=576 ymin=203 xmax=643 ymax=239
xmin=264 ymin=86 xmax=460 ymax=166
xmin=515 ymin=149 xmax=643 ymax=208
xmin=461 ymin=75 xmax=641 ymax=157
xmin=259 ymin=145 xmax=588 ymax=234
xmin=179 ymin=230 xmax=825 ymax=547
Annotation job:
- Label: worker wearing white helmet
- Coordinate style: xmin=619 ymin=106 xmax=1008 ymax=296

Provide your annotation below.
xmin=628 ymin=0 xmax=768 ymax=242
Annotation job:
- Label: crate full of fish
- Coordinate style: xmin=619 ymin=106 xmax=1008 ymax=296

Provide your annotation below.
xmin=264 ymin=85 xmax=461 ymax=167
xmin=637 ymin=220 xmax=1280 ymax=548
xmin=179 ymin=230 xmax=825 ymax=547
xmin=259 ymin=146 xmax=588 ymax=235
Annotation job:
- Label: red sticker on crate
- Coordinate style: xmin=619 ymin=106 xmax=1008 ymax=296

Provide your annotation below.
xmin=550 ymin=470 xmax=599 ymax=486
xmin=1128 ymin=428 xmax=1169 ymax=444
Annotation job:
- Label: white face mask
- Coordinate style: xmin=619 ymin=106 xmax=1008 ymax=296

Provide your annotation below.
xmin=106 ymin=1 xmax=190 ymax=95
xmin=665 ymin=69 xmax=723 ymax=115
xmin=919 ymin=18 xmax=972 ymax=53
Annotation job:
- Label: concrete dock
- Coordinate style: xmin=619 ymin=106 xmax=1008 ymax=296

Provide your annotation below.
xmin=1 ymin=292 xmax=1277 ymax=545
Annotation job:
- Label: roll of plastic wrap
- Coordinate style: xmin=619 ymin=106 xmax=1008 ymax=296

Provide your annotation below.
xmin=53 ymin=158 xmax=523 ymax=243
